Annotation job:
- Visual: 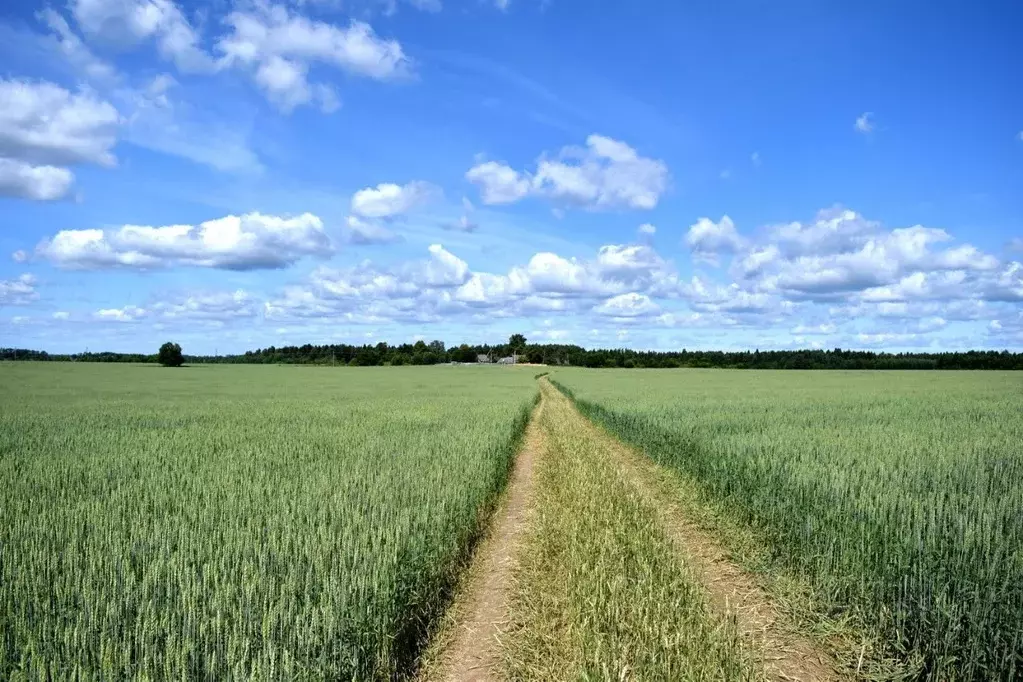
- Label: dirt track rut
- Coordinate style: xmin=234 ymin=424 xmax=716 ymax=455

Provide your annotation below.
xmin=426 ymin=398 xmax=545 ymax=682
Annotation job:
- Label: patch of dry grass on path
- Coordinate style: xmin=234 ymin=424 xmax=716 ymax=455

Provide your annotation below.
xmin=503 ymin=380 xmax=755 ymax=681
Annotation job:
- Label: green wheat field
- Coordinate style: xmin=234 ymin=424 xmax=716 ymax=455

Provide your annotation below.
xmin=2 ymin=363 xmax=1021 ymax=680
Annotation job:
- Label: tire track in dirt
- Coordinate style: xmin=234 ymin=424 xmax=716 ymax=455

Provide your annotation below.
xmin=424 ymin=395 xmax=546 ymax=682
xmin=544 ymin=380 xmax=844 ymax=682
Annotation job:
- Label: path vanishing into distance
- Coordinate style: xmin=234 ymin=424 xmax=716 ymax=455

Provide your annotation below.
xmin=426 ymin=377 xmax=843 ymax=682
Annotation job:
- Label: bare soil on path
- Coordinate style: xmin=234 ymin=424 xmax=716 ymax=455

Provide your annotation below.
xmin=543 ymin=381 xmax=844 ymax=682
xmin=423 ymin=398 xmax=546 ymax=682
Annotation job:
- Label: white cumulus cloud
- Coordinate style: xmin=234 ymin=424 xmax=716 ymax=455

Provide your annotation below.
xmin=245 ymin=212 xmax=1015 ymax=351
xmin=686 ymin=216 xmax=745 ymax=264
xmin=151 ymin=289 xmax=259 ymax=320
xmin=713 ymin=208 xmax=1014 ymax=323
xmin=350 ymin=181 xmax=436 ymax=218
xmin=70 ymin=0 xmax=214 ymax=73
xmin=466 ymin=135 xmax=668 ymax=211
xmin=684 ymin=276 xmax=773 ymax=313
xmin=37 ymin=212 xmax=332 ymax=270
xmin=0 ymin=160 xmax=74 ymax=201
xmin=266 ymin=241 xmax=671 ymax=325
xmin=464 ymin=161 xmax=531 ymax=204
xmin=595 ymin=244 xmax=667 ymax=284
xmin=94 ymin=305 xmax=148 ymax=322
xmin=768 ymin=207 xmax=876 ymax=257
xmin=252 ymin=55 xmax=336 ymax=112
xmin=0 ymin=78 xmax=120 ymax=200
xmin=518 ymin=252 xmax=599 ymax=295
xmin=421 ymin=244 xmax=470 ymax=286
xmin=0 ymin=274 xmax=39 ymax=306
xmin=594 ymin=292 xmax=659 ymax=318
xmin=216 ymin=4 xmax=409 ymax=111
xmin=792 ymin=323 xmax=837 ymax=335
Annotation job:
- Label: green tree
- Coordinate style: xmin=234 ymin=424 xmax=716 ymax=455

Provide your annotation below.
xmin=453 ymin=344 xmax=475 ymax=363
xmin=158 ymin=342 xmax=184 ymax=367
xmin=509 ymin=334 xmax=527 ymax=353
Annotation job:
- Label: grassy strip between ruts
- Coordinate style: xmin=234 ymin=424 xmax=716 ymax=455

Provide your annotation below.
xmin=504 ymin=380 xmax=756 ymax=681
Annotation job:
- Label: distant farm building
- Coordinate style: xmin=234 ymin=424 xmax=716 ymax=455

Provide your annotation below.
xmin=475 ymin=353 xmax=517 ymax=364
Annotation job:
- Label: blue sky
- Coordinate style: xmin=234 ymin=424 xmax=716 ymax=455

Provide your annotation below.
xmin=1 ymin=0 xmax=1021 ymax=354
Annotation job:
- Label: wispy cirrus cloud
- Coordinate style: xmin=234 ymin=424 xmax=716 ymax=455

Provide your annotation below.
xmin=854 ymin=111 xmax=875 ymax=134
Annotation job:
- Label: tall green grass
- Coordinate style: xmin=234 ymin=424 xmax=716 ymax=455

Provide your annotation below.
xmin=0 ymin=363 xmax=536 ymax=680
xmin=554 ymin=369 xmax=1023 ymax=680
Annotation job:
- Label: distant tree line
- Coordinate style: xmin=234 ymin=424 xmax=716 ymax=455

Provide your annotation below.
xmin=3 ymin=341 xmax=1022 ymax=370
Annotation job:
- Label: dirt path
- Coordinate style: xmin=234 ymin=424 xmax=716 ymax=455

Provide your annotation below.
xmin=543 ymin=380 xmax=844 ymax=682
xmin=425 ymin=397 xmax=546 ymax=682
